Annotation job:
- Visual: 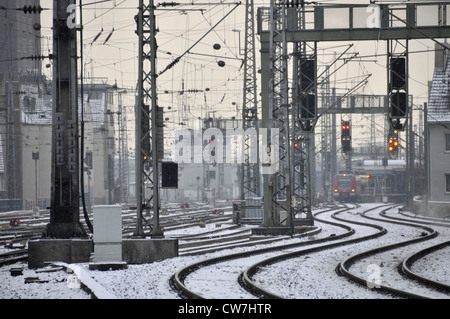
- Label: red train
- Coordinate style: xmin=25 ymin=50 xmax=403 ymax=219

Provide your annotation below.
xmin=333 ymin=173 xmax=358 ymax=202
xmin=333 ymin=160 xmax=407 ymax=203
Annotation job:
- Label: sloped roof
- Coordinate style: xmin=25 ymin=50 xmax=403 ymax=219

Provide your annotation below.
xmin=428 ymin=55 xmax=450 ymax=123
xmin=20 ymin=89 xmax=107 ymax=130
xmin=20 ymin=93 xmax=53 ymax=125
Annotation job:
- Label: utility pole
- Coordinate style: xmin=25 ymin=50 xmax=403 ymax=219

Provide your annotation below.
xmin=46 ymin=0 xmax=86 ymax=238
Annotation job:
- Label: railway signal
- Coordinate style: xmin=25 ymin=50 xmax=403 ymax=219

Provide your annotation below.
xmin=341 ymin=121 xmax=352 ymax=158
xmin=161 ymin=161 xmax=178 ymax=188
xmin=341 ymin=122 xmax=350 ymax=137
xmin=10 ymin=219 xmax=20 ymax=227
xmin=389 ymin=57 xmax=407 ymax=130
xmin=388 ymin=129 xmax=399 ymax=159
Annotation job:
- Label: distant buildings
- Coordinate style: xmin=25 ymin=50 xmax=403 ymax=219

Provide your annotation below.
xmin=161 ymin=118 xmax=241 ymax=204
xmin=0 ymin=78 xmax=122 ymax=210
xmin=0 ymin=0 xmax=130 ymax=211
xmin=0 ymin=0 xmax=43 ymax=210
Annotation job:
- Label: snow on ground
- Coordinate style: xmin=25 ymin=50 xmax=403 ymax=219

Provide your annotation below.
xmin=252 ymin=204 xmax=450 ymax=299
xmin=1 ymin=203 xmax=449 ymax=300
xmin=0 ymin=262 xmax=91 ymax=299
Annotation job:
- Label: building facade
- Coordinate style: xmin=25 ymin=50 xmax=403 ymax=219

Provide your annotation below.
xmin=423 ymin=45 xmax=450 ymax=217
xmin=0 ymin=79 xmax=121 ymax=211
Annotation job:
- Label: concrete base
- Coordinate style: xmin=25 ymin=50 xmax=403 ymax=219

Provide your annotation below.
xmin=251 ymin=226 xmax=314 ymax=236
xmin=413 ymin=196 xmax=450 ymax=218
xmin=94 ymin=243 xmax=122 ymax=263
xmin=28 ymin=238 xmax=179 ymax=269
xmin=122 ymin=239 xmax=178 ymax=264
xmin=28 ymin=239 xmax=93 ymax=269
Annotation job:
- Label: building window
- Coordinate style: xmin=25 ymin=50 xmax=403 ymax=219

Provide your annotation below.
xmin=446 ymin=174 xmax=450 ymax=193
xmin=446 ymin=133 xmax=450 ymax=152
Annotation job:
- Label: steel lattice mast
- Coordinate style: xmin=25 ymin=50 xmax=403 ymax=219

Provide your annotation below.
xmin=135 ymin=0 xmax=163 ymax=237
xmin=262 ymin=0 xmax=292 ymax=227
xmin=240 ymin=0 xmax=260 ymax=202
xmin=261 ymin=1 xmax=315 ymax=228
xmin=291 ymin=3 xmax=316 ymax=225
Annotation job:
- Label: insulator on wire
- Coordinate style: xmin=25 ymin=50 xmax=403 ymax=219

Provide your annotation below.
xmin=21 ymin=5 xmax=43 ymax=14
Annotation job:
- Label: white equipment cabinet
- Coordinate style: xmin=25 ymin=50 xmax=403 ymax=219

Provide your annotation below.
xmin=92 ymin=205 xmax=122 ymax=262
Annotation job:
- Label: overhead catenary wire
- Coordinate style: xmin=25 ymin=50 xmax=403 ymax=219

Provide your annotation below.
xmin=157 ymin=1 xmax=241 ymax=77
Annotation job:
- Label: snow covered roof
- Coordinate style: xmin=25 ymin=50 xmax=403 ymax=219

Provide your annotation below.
xmin=428 ymin=52 xmax=450 ymax=124
xmin=20 ymin=86 xmax=109 ymax=130
xmin=20 ymin=93 xmax=53 ymax=125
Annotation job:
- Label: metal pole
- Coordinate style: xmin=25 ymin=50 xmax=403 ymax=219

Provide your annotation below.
xmin=47 ymin=0 xmax=85 ymax=238
xmin=150 ymin=0 xmax=163 ymax=237
xmin=134 ymin=0 xmax=145 ymax=237
xmin=424 ymin=102 xmax=429 ymax=211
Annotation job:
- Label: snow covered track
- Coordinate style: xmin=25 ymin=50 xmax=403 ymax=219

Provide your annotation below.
xmin=337 ymin=206 xmax=450 ymax=299
xmin=400 ymin=239 xmax=450 ymax=294
xmin=0 ymin=249 xmax=28 ymax=267
xmin=239 ymin=204 xmax=450 ymax=299
xmin=170 ymin=205 xmax=358 ymax=299
xmin=3 ymin=203 xmax=450 ymax=299
xmin=241 ymin=204 xmax=389 ymax=298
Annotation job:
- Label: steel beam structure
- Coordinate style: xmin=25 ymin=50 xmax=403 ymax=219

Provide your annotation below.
xmin=240 ymin=0 xmax=261 ymax=203
xmin=258 ymin=3 xmax=450 ymax=43
xmin=290 ymin=7 xmax=316 ymax=225
xmin=135 ymin=0 xmax=163 ymax=237
xmin=261 ymin=1 xmax=296 ymax=227
xmin=258 ymin=1 xmax=450 ymax=215
xmin=6 ymin=82 xmax=18 ymax=201
xmin=46 ymin=0 xmax=86 ymax=238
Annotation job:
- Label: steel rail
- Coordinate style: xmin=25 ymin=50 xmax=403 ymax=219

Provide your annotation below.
xmin=170 ymin=205 xmax=355 ymax=299
xmin=241 ymin=204 xmax=389 ymax=298
xmin=336 ymin=207 xmax=440 ymax=299
xmin=400 ymin=239 xmax=450 ymax=294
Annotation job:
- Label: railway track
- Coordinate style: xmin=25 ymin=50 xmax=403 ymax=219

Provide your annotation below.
xmin=0 ymin=249 xmax=28 ymax=267
xmin=3 ymin=202 xmax=450 ymax=299
xmin=170 ymin=204 xmax=362 ymax=298
xmin=245 ymin=204 xmax=450 ymax=299
xmin=335 ymin=206 xmax=450 ymax=298
xmin=0 ymin=203 xmax=229 ymax=268
xmin=400 ymin=239 xmax=450 ymax=294
xmin=170 ymin=203 xmax=450 ymax=299
xmin=240 ymin=204 xmax=390 ymax=299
